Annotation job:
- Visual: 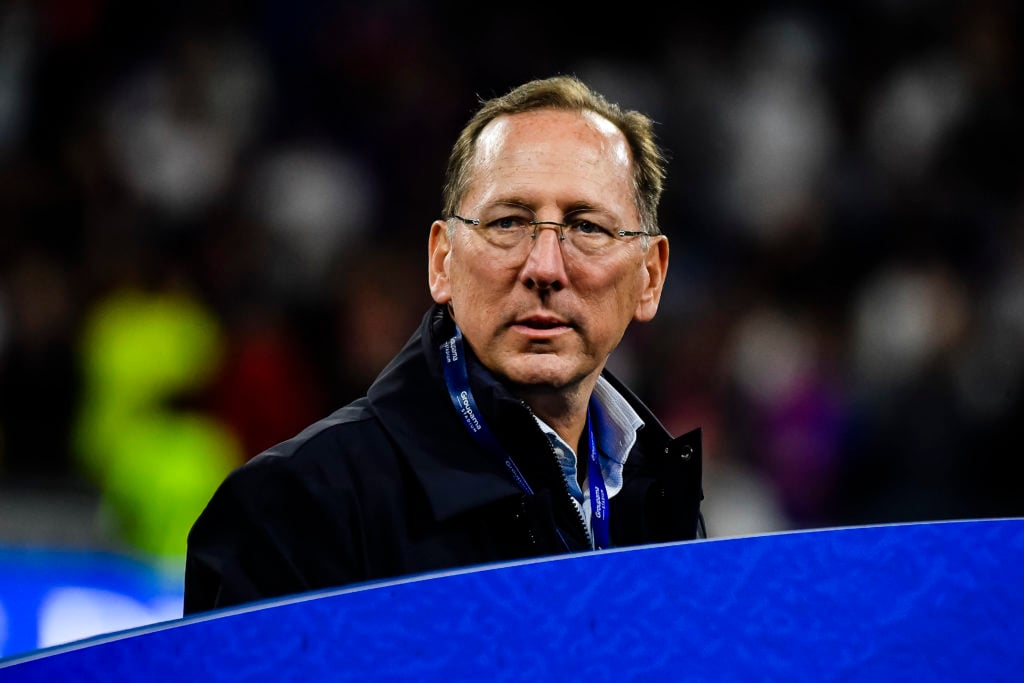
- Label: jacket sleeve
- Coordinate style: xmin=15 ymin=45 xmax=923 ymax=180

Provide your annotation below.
xmin=183 ymin=466 xmax=290 ymax=614
xmin=182 ymin=457 xmax=363 ymax=615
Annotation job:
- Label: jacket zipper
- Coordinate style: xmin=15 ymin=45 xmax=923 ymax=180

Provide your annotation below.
xmin=517 ymin=496 xmax=539 ymax=548
xmin=520 ymin=400 xmax=591 ymax=550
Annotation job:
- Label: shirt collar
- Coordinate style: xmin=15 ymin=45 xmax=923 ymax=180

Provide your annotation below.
xmin=533 ymin=375 xmax=645 ymax=499
xmin=591 ymin=375 xmax=645 ymax=466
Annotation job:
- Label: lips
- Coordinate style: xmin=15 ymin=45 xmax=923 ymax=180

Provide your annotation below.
xmin=513 ymin=315 xmax=570 ymax=330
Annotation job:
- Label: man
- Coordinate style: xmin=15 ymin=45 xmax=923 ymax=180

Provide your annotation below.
xmin=183 ymin=75 xmax=705 ymax=615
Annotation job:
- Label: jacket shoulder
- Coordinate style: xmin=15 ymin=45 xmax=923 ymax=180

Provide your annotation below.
xmin=229 ymin=399 xmax=402 ymax=491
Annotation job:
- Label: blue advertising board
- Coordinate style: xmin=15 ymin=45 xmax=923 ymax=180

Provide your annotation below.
xmin=1 ymin=518 xmax=1022 ymax=681
xmin=0 ymin=547 xmax=183 ymax=659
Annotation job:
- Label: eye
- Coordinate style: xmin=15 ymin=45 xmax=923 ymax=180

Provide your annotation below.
xmin=568 ymin=218 xmax=613 ymax=237
xmin=487 ymin=215 xmax=531 ymax=230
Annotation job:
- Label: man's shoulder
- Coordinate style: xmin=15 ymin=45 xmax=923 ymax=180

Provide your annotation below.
xmin=263 ymin=399 xmax=378 ymax=455
xmin=229 ymin=398 xmax=395 ymax=485
xmin=189 ymin=398 xmax=410 ymax=542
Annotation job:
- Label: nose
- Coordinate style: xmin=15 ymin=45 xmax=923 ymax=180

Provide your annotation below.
xmin=530 ymin=221 xmax=566 ymax=241
xmin=521 ymin=222 xmax=568 ymax=291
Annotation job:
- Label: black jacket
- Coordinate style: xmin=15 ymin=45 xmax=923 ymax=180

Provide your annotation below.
xmin=184 ymin=305 xmax=704 ymax=615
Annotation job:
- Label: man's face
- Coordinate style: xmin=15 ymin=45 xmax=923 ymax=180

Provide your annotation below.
xmin=428 ymin=108 xmax=669 ymax=396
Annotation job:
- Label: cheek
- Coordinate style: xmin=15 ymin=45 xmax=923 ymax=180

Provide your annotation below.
xmin=456 ymin=252 xmax=517 ymax=287
xmin=578 ymin=260 xmax=644 ymax=308
xmin=448 ymin=252 xmax=513 ymax=308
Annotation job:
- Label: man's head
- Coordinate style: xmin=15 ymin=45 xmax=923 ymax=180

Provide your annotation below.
xmin=440 ymin=75 xmax=667 ymax=236
xmin=428 ymin=75 xmax=670 ymax=406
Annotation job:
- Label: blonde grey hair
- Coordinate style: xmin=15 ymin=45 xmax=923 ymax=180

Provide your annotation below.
xmin=441 ymin=75 xmax=667 ymax=239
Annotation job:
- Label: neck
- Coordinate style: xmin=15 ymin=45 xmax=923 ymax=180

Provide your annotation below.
xmin=516 ymin=379 xmax=596 ymax=453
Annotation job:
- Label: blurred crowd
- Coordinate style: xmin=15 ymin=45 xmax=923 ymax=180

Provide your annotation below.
xmin=1 ymin=0 xmax=1022 ymax=562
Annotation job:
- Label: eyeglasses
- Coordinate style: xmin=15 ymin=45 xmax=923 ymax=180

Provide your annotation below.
xmin=449 ymin=208 xmax=651 ymax=259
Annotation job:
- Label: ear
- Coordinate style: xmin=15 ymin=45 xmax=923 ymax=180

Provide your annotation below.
xmin=428 ymin=220 xmax=453 ymax=304
xmin=634 ymin=235 xmax=669 ymax=322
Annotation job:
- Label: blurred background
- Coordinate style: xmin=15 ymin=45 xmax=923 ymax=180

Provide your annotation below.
xmin=1 ymin=0 xmax=1023 ymax=657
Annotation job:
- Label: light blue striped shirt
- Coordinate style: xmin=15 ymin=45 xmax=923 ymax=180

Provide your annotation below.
xmin=533 ymin=376 xmax=645 ymax=548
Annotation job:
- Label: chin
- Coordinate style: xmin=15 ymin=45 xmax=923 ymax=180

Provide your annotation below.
xmin=498 ymin=356 xmax=584 ymax=392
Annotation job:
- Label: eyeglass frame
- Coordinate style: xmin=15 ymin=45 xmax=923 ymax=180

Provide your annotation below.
xmin=448 ymin=214 xmax=652 ymax=242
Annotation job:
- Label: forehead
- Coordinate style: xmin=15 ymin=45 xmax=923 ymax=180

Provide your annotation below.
xmin=466 ymin=109 xmax=635 ymax=212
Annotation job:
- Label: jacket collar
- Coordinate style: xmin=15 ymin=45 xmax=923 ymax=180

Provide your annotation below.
xmin=367 ymin=305 xmax=524 ymax=521
xmin=366 ymin=304 xmax=682 ymax=522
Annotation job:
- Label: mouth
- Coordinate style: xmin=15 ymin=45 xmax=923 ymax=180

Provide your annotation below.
xmin=519 ymin=318 xmax=566 ymax=329
xmin=510 ymin=315 xmax=573 ymax=337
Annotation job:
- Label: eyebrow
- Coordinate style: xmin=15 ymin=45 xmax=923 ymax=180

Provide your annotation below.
xmin=481 ymin=197 xmax=615 ymax=219
xmin=486 ymin=199 xmax=533 ymax=212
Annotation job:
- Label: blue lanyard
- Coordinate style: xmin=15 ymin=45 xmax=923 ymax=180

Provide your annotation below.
xmin=440 ymin=326 xmax=610 ymax=549
xmin=586 ymin=404 xmax=610 ymax=550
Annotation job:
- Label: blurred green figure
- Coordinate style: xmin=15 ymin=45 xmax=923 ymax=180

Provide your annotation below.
xmin=74 ymin=287 xmax=242 ymax=559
